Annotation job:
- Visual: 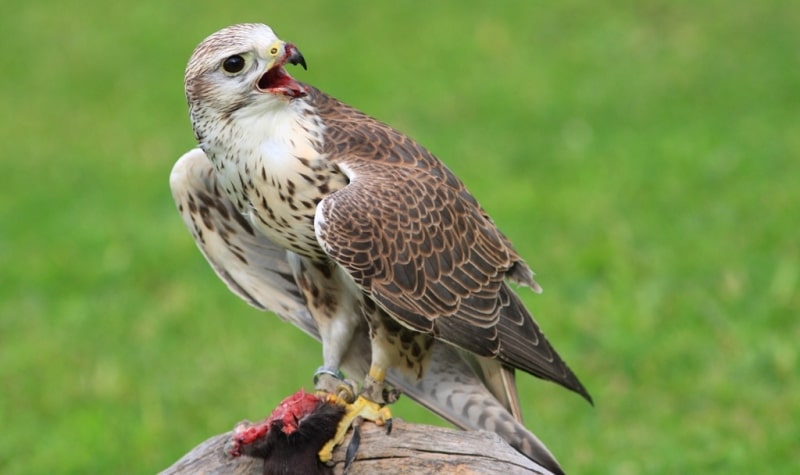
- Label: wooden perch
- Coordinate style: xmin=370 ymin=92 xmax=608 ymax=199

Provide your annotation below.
xmin=160 ymin=419 xmax=551 ymax=474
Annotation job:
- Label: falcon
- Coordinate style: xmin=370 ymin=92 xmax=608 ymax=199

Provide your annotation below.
xmin=173 ymin=23 xmax=591 ymax=474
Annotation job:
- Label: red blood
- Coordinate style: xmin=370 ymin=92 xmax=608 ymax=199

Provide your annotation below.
xmin=230 ymin=389 xmax=324 ymax=457
xmin=234 ymin=423 xmax=269 ymax=444
xmin=267 ymin=389 xmax=323 ymax=435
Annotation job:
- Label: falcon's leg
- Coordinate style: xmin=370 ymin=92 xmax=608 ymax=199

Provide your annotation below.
xmin=288 ymin=255 xmax=362 ymax=402
xmin=317 ymin=349 xmax=396 ymax=463
xmin=362 ymin=309 xmax=431 ymax=404
xmin=318 ymin=307 xmax=404 ymax=463
xmin=360 ymin=338 xmax=400 ymax=405
xmin=311 ymin=294 xmax=361 ymax=403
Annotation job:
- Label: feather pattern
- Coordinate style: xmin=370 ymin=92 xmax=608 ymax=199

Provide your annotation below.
xmin=179 ymin=23 xmax=591 ymax=474
xmin=170 ymin=150 xmax=565 ymax=470
xmin=310 ymin=88 xmax=590 ymax=400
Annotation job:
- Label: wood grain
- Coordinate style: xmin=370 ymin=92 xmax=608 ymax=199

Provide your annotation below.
xmin=160 ymin=419 xmax=552 ymax=475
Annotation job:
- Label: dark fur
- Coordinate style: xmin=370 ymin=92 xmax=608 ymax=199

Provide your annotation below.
xmin=238 ymin=401 xmax=347 ymax=475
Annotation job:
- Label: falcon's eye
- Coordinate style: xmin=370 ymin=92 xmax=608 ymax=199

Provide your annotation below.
xmin=222 ymin=55 xmax=246 ymax=74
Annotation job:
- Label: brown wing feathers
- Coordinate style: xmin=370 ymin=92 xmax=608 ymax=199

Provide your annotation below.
xmin=309 ymin=88 xmax=591 ymax=402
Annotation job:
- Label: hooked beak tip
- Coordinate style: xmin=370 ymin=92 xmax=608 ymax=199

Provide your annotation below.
xmin=286 ymin=44 xmax=307 ymax=70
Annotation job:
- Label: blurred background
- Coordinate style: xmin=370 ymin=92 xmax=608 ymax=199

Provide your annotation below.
xmin=1 ymin=0 xmax=797 ymax=473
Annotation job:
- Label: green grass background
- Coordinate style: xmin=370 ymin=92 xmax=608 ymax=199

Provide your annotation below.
xmin=2 ymin=1 xmax=797 ymax=473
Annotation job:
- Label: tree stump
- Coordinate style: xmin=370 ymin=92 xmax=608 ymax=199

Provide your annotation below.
xmin=160 ymin=419 xmax=552 ymax=474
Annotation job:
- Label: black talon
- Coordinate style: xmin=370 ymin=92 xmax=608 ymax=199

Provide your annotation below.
xmin=385 ymin=417 xmax=393 ymax=436
xmin=343 ymin=417 xmax=362 ymax=473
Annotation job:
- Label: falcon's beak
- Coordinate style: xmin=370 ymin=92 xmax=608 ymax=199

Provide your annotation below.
xmin=257 ymin=41 xmax=308 ymax=99
xmin=285 ymin=43 xmax=307 ymax=70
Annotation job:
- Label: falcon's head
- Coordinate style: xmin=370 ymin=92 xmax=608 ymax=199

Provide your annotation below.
xmin=184 ymin=23 xmax=307 ymax=119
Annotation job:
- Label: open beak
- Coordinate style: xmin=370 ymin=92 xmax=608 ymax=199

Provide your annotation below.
xmin=257 ymin=41 xmax=308 ymax=99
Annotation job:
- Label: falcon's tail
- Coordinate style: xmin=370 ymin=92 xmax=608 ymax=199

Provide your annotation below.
xmin=496 ymin=285 xmax=593 ymax=404
xmin=388 ymin=343 xmax=566 ymax=474
xmin=170 ymin=149 xmax=567 ymax=474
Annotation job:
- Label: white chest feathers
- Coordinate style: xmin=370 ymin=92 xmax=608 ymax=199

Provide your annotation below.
xmin=206 ymin=103 xmax=347 ymax=259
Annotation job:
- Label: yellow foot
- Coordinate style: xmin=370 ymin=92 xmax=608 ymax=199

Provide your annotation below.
xmin=315 ymin=383 xmax=356 ymax=405
xmin=317 ymin=395 xmax=392 ymax=463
